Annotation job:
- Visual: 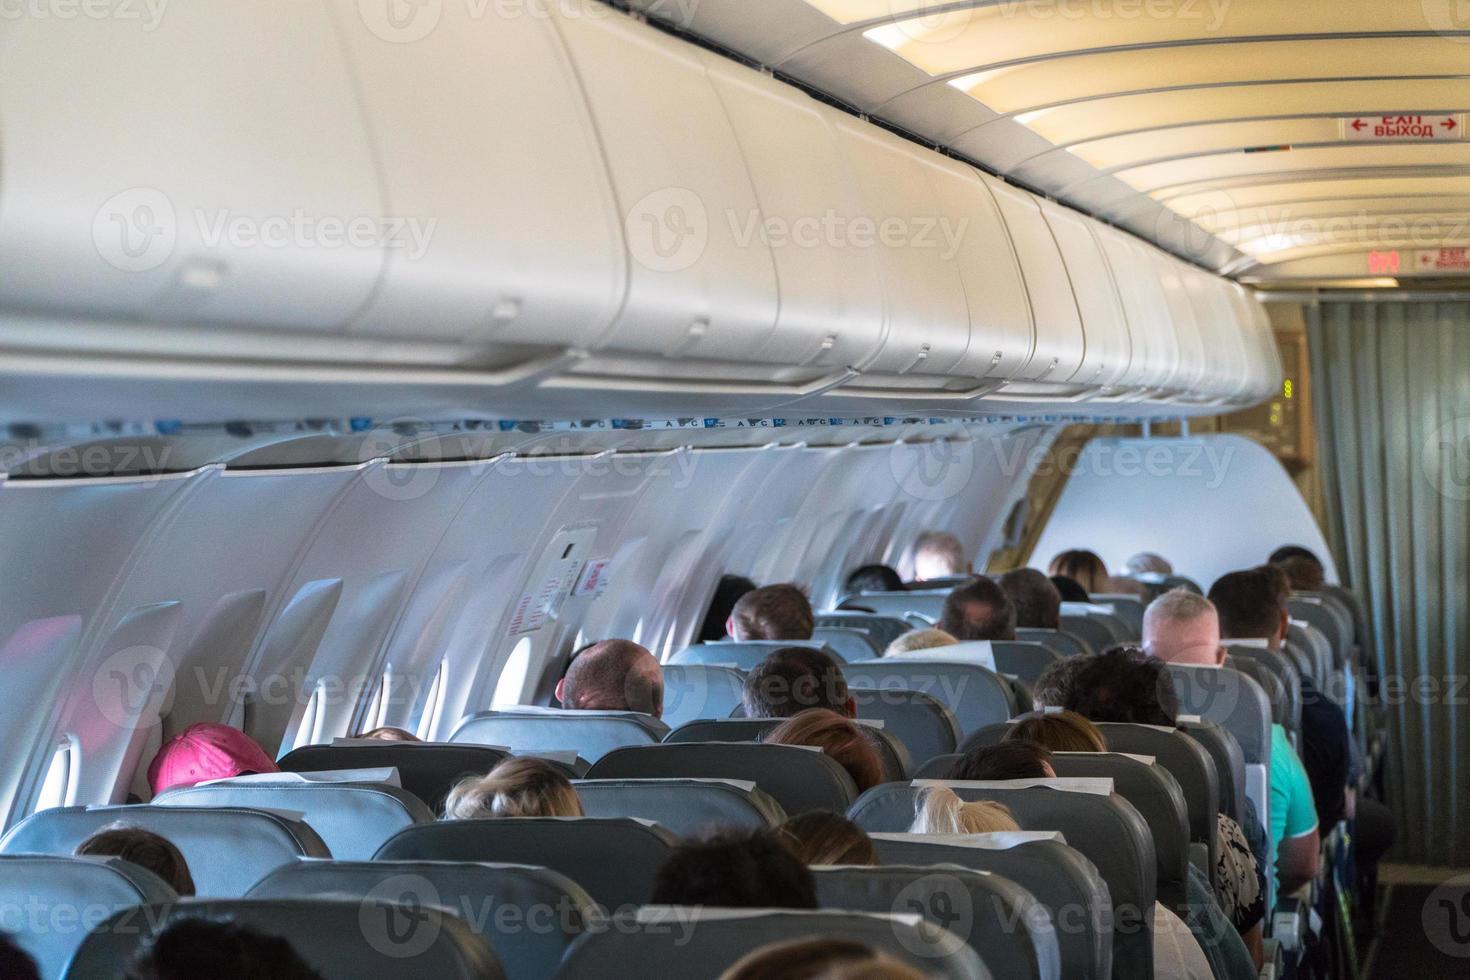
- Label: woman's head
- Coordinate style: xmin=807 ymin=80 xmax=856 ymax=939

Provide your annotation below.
xmin=76 ymin=824 xmax=196 ymax=896
xmin=779 ymin=811 xmax=878 ymax=867
xmin=356 ymin=727 xmax=419 ymax=742
xmin=947 ymin=740 xmax=1055 ymax=782
xmin=764 ymin=708 xmax=885 ymax=792
xmin=147 ymin=723 xmax=279 ymax=795
xmin=443 ymin=757 xmax=583 ymax=820
xmin=909 ymin=786 xmax=1020 ymax=835
xmin=1048 ymin=550 xmax=1111 ymax=595
xmin=1005 ymin=711 xmax=1107 ymax=754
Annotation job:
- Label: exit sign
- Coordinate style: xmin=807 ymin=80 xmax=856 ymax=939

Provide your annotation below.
xmin=1415 ymin=248 xmax=1470 ymax=273
xmin=1341 ymin=114 xmax=1464 ymax=142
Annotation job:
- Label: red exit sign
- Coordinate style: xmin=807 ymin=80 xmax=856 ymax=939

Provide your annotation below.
xmin=1368 ymin=250 xmax=1401 ymax=274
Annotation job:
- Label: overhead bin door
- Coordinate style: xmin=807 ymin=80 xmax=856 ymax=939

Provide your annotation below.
xmin=550 ymin=5 xmax=780 ymax=361
xmin=1093 ymin=226 xmax=1178 ymax=393
xmin=1182 ymin=269 xmax=1249 ymax=402
xmin=922 ymin=162 xmax=1034 ymax=382
xmin=330 ymin=0 xmax=624 ymax=350
xmin=1150 ymin=251 xmax=1208 ymax=397
xmin=702 ymin=55 xmax=885 ymax=371
xmin=830 ymin=119 xmax=972 ymax=377
xmin=0 ymin=2 xmax=382 ymax=330
xmin=1040 ymin=203 xmax=1132 ymax=391
xmin=980 ymin=176 xmax=1086 ymax=384
xmin=1229 ymin=283 xmax=1283 ymax=402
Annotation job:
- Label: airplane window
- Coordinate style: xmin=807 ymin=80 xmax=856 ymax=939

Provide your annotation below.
xmin=492 ymin=638 xmax=534 ymax=708
xmin=34 ymin=735 xmax=79 ymax=812
xmin=361 ymin=663 xmax=392 ymax=732
xmin=414 ymin=661 xmax=448 ymax=740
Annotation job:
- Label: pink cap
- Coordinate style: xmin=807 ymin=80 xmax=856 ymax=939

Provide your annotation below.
xmin=147 ymin=723 xmax=279 ymax=795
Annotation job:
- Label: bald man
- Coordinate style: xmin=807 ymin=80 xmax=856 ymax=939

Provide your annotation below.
xmin=1141 ymin=588 xmax=1228 ymax=667
xmin=555 ymin=639 xmax=663 ymax=718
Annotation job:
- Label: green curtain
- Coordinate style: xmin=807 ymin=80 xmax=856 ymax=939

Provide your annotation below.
xmin=1308 ymin=300 xmax=1470 ymax=866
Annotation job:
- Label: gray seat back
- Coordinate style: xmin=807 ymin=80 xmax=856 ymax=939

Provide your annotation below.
xmin=1286 ymin=623 xmax=1334 ymax=691
xmin=837 ymin=590 xmax=948 ymax=623
xmin=1227 ymin=647 xmax=1302 ymax=734
xmin=574 ymin=778 xmax=786 ymax=836
xmin=867 ymin=835 xmax=1110 ymax=980
xmin=667 ymin=639 xmax=841 ymax=670
xmin=555 ymin=908 xmax=989 ymax=979
xmin=812 ymin=864 xmax=1061 ymax=980
xmin=375 ymin=817 xmax=678 ymax=911
xmin=662 ymin=718 xmax=910 ymax=784
xmin=278 ymin=743 xmax=510 ymax=813
xmin=66 ymin=897 xmax=504 ymax=980
xmin=1165 ymin=665 xmax=1272 ymax=765
xmin=991 ymin=641 xmax=1063 ymax=685
xmin=155 ymin=780 xmax=432 ymax=860
xmin=450 ymin=709 xmax=668 ymax=763
xmin=660 ymin=665 xmax=745 ymax=729
xmin=1094 ymin=723 xmax=1221 ymax=872
xmin=814 ymin=612 xmax=913 ymax=650
xmin=249 ymin=860 xmax=592 ymax=979
xmin=1088 ymin=596 xmax=1145 ymax=639
xmin=842 ymin=659 xmax=1014 ymax=737
xmin=0 ymin=804 xmax=329 ymax=897
xmin=587 ymin=742 xmax=857 ymax=816
xmin=1289 ymin=595 xmax=1352 ymax=667
xmin=812 ymin=626 xmax=882 ymax=661
xmin=1017 ymin=627 xmax=1092 ymax=658
xmin=849 ymin=781 xmax=1156 ymax=980
xmin=848 ymin=688 xmax=959 ymax=773
xmin=1178 ymin=719 xmax=1246 ymax=825
xmin=1058 ymin=615 xmax=1118 ymax=656
xmin=0 ymin=855 xmax=175 ymax=980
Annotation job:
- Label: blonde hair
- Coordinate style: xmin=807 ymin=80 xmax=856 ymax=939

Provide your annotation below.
xmin=443 ymin=757 xmax=583 ymax=820
xmin=909 ymin=786 xmax=1020 ymax=835
xmin=884 ymin=628 xmax=957 ymax=657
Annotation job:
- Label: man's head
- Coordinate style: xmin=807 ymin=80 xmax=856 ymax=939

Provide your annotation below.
xmin=743 ymin=647 xmax=854 ymax=719
xmin=1269 ymin=545 xmax=1322 ymax=568
xmin=76 ymin=824 xmax=196 ymax=896
xmin=729 ymin=584 xmax=814 ymax=642
xmin=1066 ymin=647 xmax=1179 ymax=726
xmin=1125 ymin=552 xmax=1173 ymax=579
xmin=1142 ymin=589 xmax=1225 ymax=666
xmin=998 ymin=568 xmax=1062 ymax=631
xmin=937 ymin=578 xmax=1016 ymax=641
xmin=1276 ymin=555 xmax=1325 ymax=592
xmin=1208 ymin=567 xmax=1290 ymax=648
xmin=651 ymin=829 xmax=817 ymax=909
xmin=843 ymin=564 xmax=905 ymax=595
xmin=912 ymin=532 xmax=970 ymax=582
xmin=556 ymin=640 xmax=663 ymax=717
xmin=125 ymin=918 xmax=322 ymax=980
xmin=947 ymin=740 xmax=1055 ymax=781
xmin=1031 ymin=655 xmax=1090 ymax=710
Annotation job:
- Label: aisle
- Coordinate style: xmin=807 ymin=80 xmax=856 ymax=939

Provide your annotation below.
xmin=1364 ymin=878 xmax=1470 ymax=979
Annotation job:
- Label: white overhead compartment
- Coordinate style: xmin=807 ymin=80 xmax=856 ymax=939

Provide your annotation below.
xmin=1150 ymin=250 xmax=1210 ymax=398
xmin=979 ymin=175 xmax=1087 ymax=386
xmin=1040 ymin=202 xmax=1133 ymax=392
xmin=1182 ymin=268 xmax=1250 ymax=402
xmin=329 ymin=0 xmax=624 ymax=351
xmin=549 ymin=5 xmax=780 ymax=363
xmin=0 ymin=1 xmax=382 ymax=331
xmin=701 ymin=55 xmax=886 ymax=371
xmin=1093 ymin=225 xmax=1179 ymax=393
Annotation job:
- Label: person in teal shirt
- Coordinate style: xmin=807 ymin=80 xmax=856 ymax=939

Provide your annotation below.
xmin=1268 ymin=722 xmax=1320 ymax=907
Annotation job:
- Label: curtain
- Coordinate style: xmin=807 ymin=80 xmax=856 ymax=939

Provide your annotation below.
xmin=1308 ymin=300 xmax=1470 ymax=865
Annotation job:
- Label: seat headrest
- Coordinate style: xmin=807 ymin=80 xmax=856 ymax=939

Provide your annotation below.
xmin=450 ymin=710 xmax=668 ymax=763
xmin=67 ymin=897 xmax=505 ymax=980
xmin=667 ymin=640 xmax=842 ymax=670
xmin=660 ymin=664 xmax=747 ymax=729
xmin=0 ymin=804 xmax=328 ymax=897
xmin=574 ymin=777 xmax=787 ymax=836
xmin=278 ymin=743 xmax=510 ymax=812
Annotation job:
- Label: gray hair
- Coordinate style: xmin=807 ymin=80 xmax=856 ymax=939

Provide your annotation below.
xmin=1143 ymin=588 xmax=1215 ymax=631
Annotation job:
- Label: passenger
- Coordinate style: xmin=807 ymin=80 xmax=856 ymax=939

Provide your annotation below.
xmin=443 ymin=756 xmax=583 ymax=820
xmin=764 ymin=708 xmax=884 ymax=792
xmin=882 ymin=627 xmax=957 ymax=657
xmin=743 ymin=647 xmax=855 ymax=720
xmin=1126 ymin=552 xmax=1174 ymax=581
xmin=1268 ymin=544 xmax=1322 ymax=568
xmin=909 ymin=785 xmax=1019 ymax=834
xmin=147 ymin=723 xmax=279 ymax=796
xmin=1209 ymin=568 xmax=1351 ymax=830
xmin=936 ymin=577 xmax=1016 ymax=641
xmin=946 ymin=740 xmax=1054 ymax=781
xmin=911 ymin=531 xmax=970 ymax=582
xmin=356 ymin=726 xmax=418 ymax=742
xmin=124 ymin=917 xmax=322 ymax=980
xmin=0 ymin=933 xmax=39 ymax=980
xmin=1065 ymin=646 xmax=1179 ymax=727
xmin=842 ymin=564 xmax=905 ymax=595
xmin=75 ymin=824 xmax=196 ymax=896
xmin=699 ymin=574 xmax=757 ymax=643
xmin=650 ymin=829 xmax=818 ymax=909
xmin=1048 ymin=549 xmax=1111 ymax=595
xmin=777 ymin=811 xmax=878 ymax=866
xmin=1049 ymin=574 xmax=1090 ymax=603
xmin=1275 ymin=555 xmax=1325 ymax=592
xmin=1004 ymin=710 xmax=1107 ymax=753
xmin=728 ymin=583 xmax=815 ymax=641
xmin=555 ymin=638 xmax=663 ymax=718
xmin=998 ymin=568 xmax=1062 ymax=631
xmin=719 ymin=938 xmax=922 ymax=980
xmin=1031 ymin=655 xmax=1090 ymax=710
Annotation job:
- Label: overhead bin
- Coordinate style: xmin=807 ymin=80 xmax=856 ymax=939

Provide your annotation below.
xmin=1092 ymin=226 xmax=1180 ymax=394
xmin=1039 ymin=202 xmax=1133 ymax=392
xmin=0 ymin=2 xmax=383 ymax=331
xmin=330 ymin=0 xmax=624 ymax=351
xmin=1181 ymin=268 xmax=1249 ymax=403
xmin=979 ymin=176 xmax=1087 ymax=387
xmin=1150 ymin=250 xmax=1210 ymax=398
